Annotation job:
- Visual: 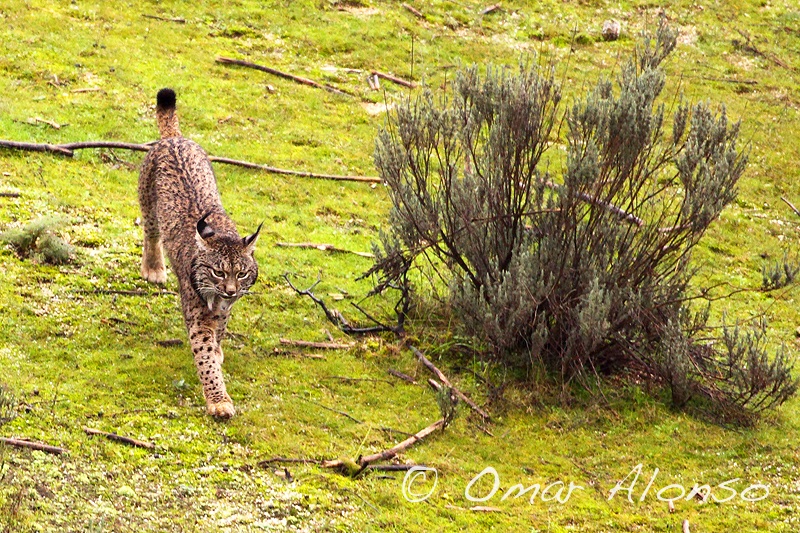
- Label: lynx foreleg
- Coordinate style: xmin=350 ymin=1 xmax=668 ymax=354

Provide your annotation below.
xmin=189 ymin=324 xmax=235 ymax=418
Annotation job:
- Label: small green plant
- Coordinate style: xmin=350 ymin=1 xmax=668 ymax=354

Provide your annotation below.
xmin=761 ymin=252 xmax=800 ymax=290
xmin=0 ymin=384 xmax=16 ymax=427
xmin=0 ymin=216 xmax=74 ymax=265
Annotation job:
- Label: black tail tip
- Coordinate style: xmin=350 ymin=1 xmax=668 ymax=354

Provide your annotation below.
xmin=156 ymin=88 xmax=176 ymax=110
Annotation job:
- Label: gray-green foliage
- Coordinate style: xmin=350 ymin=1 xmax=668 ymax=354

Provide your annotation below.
xmin=0 ymin=215 xmax=74 ymax=265
xmin=761 ymin=252 xmax=800 ymax=290
xmin=371 ymin=20 xmax=796 ymax=423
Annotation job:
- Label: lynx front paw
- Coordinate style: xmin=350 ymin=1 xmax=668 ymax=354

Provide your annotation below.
xmin=207 ymin=400 xmax=236 ymax=419
xmin=141 ymin=265 xmax=167 ymax=284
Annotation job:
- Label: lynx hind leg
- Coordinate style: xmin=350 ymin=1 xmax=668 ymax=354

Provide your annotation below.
xmin=138 ymin=157 xmax=167 ymax=284
xmin=190 ymin=324 xmax=235 ymax=418
xmin=141 ymin=234 xmax=167 ymax=284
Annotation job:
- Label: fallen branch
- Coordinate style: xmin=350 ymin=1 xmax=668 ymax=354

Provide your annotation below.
xmin=71 ymin=87 xmax=103 ymax=93
xmin=284 ymin=274 xmax=395 ymax=335
xmin=216 ymin=57 xmax=354 ymax=96
xmin=0 ymin=140 xmax=73 ymax=157
xmin=0 ymin=437 xmax=67 ymax=455
xmin=297 ymin=397 xmax=362 ymax=423
xmin=410 ymin=345 xmax=491 ymax=421
xmin=781 ymin=196 xmax=800 ymax=219
xmin=322 ymin=376 xmax=395 ymax=386
xmin=0 ymin=192 xmax=21 ymax=198
xmin=82 ymin=427 xmax=155 ymax=450
xmin=142 ymin=14 xmax=186 ymax=23
xmin=388 ymin=368 xmax=417 ymax=384
xmin=371 ymin=70 xmax=417 ymax=89
xmin=32 ymin=117 xmax=63 ymax=130
xmin=279 ymin=338 xmax=354 ymax=350
xmin=257 ymin=456 xmax=323 ymax=468
xmin=701 ymin=76 xmax=758 ymax=85
xmin=208 ymin=156 xmax=381 ymax=183
xmin=271 ymin=348 xmax=326 ymax=360
xmin=323 ymin=418 xmax=445 ymax=472
xmin=0 ymin=139 xmax=382 ymax=184
xmin=82 ymin=289 xmax=177 ymax=297
xmin=401 ymin=3 xmax=425 ymax=18
xmin=480 ymin=3 xmax=502 ymax=15
xmin=156 ymin=339 xmax=184 ymax=347
xmin=543 ymin=180 xmax=643 ymax=226
xmin=276 ymin=241 xmax=374 ymax=258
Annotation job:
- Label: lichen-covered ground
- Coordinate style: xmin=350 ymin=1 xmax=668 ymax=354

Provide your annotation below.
xmin=2 ymin=1 xmax=800 ymax=531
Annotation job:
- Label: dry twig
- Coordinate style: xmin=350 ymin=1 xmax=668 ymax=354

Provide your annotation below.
xmin=401 ymin=3 xmax=425 ymax=18
xmin=142 ymin=14 xmax=186 ymax=23
xmin=0 ymin=437 xmax=67 ymax=455
xmin=216 ymin=57 xmax=353 ymax=96
xmin=410 ymin=345 xmax=491 ymax=421
xmin=322 ymin=418 xmax=445 ymax=472
xmin=781 ymin=196 xmax=800 ymax=218
xmin=279 ymin=338 xmax=354 ymax=350
xmin=388 ymin=368 xmax=417 ymax=384
xmin=276 ymin=242 xmax=374 ymax=258
xmin=0 ymin=139 xmax=382 ymax=184
xmin=82 ymin=427 xmax=155 ymax=450
xmin=371 ymin=70 xmax=416 ymax=89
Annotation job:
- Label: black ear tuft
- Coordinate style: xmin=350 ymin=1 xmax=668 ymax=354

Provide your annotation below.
xmin=196 ymin=211 xmax=216 ymax=240
xmin=157 ymin=88 xmax=177 ymax=110
xmin=243 ymin=221 xmax=263 ymax=248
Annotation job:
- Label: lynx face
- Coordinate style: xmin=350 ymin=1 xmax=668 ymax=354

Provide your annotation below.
xmin=192 ymin=213 xmax=260 ymax=312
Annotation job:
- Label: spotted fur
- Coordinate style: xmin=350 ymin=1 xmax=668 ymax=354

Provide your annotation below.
xmin=138 ymin=88 xmax=261 ymax=418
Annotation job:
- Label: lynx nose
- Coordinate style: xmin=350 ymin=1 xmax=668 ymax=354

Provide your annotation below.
xmin=224 ymin=283 xmax=237 ymax=298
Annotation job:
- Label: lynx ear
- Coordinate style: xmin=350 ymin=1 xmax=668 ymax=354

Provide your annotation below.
xmin=242 ymin=221 xmax=263 ymax=253
xmin=196 ymin=211 xmax=216 ymax=250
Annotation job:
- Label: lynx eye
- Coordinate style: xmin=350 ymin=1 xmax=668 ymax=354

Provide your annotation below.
xmin=236 ymin=271 xmax=249 ymax=280
xmin=211 ymin=269 xmax=225 ymax=279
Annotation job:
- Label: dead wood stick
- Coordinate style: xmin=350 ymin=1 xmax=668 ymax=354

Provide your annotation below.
xmin=280 ymin=338 xmax=354 ymax=350
xmin=543 ymin=180 xmax=643 ymax=226
xmin=481 ymin=3 xmax=502 ymax=15
xmin=388 ymin=368 xmax=417 ymax=384
xmin=0 ymin=192 xmax=21 ymax=198
xmin=82 ymin=427 xmax=155 ymax=450
xmin=82 ymin=289 xmax=177 ymax=297
xmin=208 ymin=156 xmax=381 ymax=183
xmin=0 ymin=140 xmax=74 ymax=157
xmin=276 ymin=242 xmax=374 ymax=258
xmin=257 ymin=456 xmax=322 ymax=468
xmin=365 ymin=463 xmax=426 ymax=471
xmin=33 ymin=117 xmax=63 ymax=130
xmin=71 ymin=87 xmax=103 ymax=93
xmin=271 ymin=348 xmax=326 ymax=360
xmin=401 ymin=3 xmax=425 ymax=18
xmin=371 ymin=70 xmax=417 ymax=89
xmin=142 ymin=14 xmax=186 ymax=23
xmin=216 ymin=57 xmax=353 ymax=96
xmin=323 ymin=418 xmax=445 ymax=469
xmin=0 ymin=139 xmax=382 ymax=184
xmin=781 ymin=196 xmax=800 ymax=218
xmin=61 ymin=141 xmax=152 ymax=152
xmin=410 ymin=345 xmax=491 ymax=421
xmin=297 ymin=397 xmax=362 ymax=423
xmin=0 ymin=437 xmax=67 ymax=455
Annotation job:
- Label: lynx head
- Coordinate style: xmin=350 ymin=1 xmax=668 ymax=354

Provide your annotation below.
xmin=192 ymin=212 xmax=262 ymax=312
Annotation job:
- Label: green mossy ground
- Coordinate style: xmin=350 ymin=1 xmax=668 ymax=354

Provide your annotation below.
xmin=1 ymin=1 xmax=800 ymax=531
